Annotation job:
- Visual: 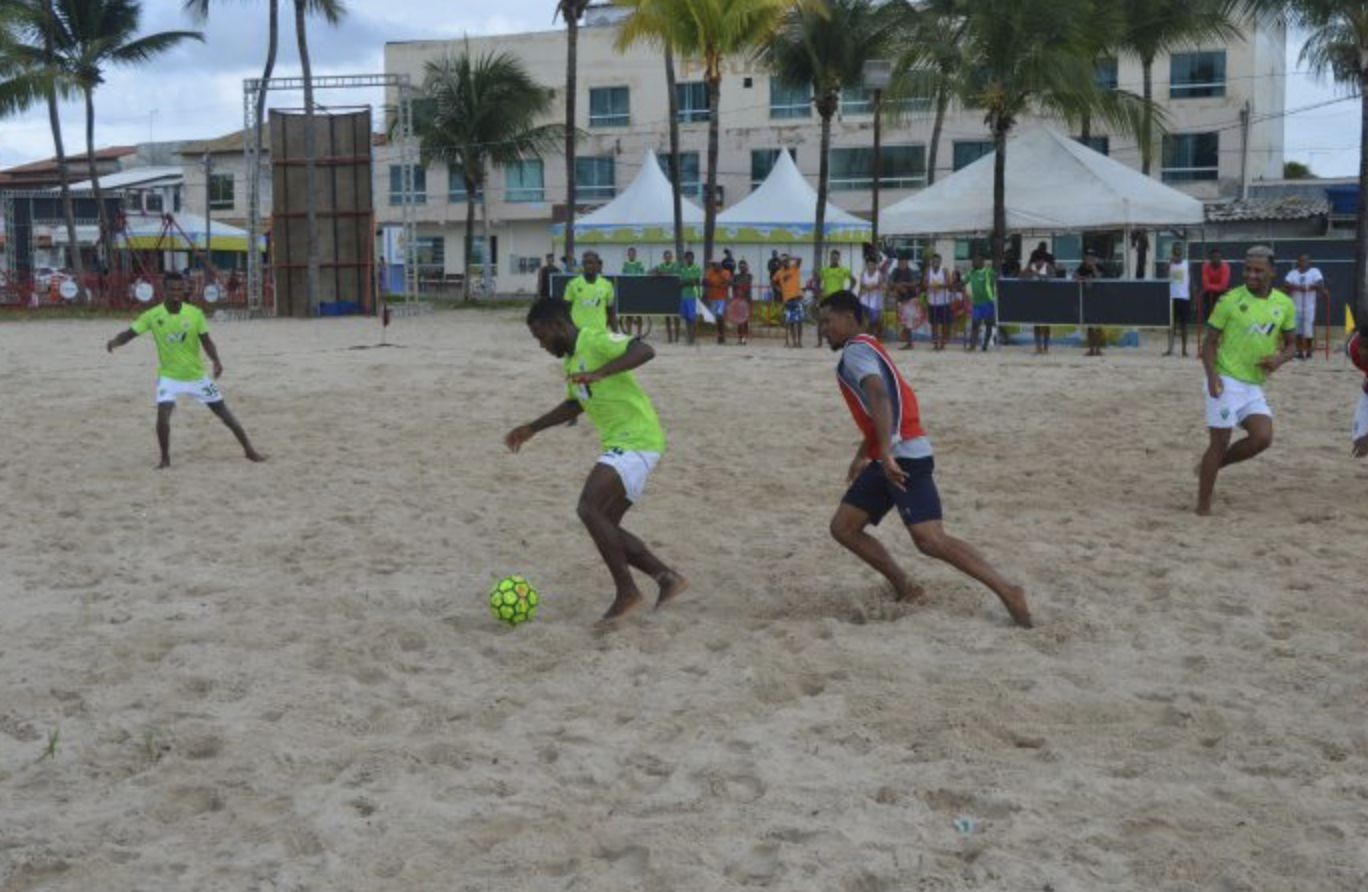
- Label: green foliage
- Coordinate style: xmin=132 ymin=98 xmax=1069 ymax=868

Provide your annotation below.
xmin=1283 ymin=159 xmax=1316 ymax=179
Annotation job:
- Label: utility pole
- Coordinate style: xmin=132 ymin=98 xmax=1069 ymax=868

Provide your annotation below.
xmin=863 ymin=60 xmax=892 ymax=249
xmin=204 ymin=152 xmax=214 ymax=279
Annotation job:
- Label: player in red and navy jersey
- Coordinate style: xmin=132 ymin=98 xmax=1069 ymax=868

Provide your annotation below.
xmin=819 ymin=291 xmax=1033 ymax=627
xmin=1349 ymin=328 xmax=1368 ymax=458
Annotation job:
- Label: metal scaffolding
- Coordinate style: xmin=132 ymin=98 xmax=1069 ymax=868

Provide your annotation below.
xmin=242 ymin=72 xmax=417 ymax=316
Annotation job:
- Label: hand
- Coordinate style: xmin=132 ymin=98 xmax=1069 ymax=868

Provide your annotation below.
xmin=567 ymin=369 xmax=604 ymax=386
xmin=1207 ymin=376 xmax=1223 ymax=399
xmin=212 ymin=360 xmax=224 ymax=378
xmin=504 ymin=425 xmax=534 ymax=453
xmin=1354 ymin=435 xmax=1368 ymax=459
xmin=881 ymin=459 xmax=907 ymax=491
xmin=847 ymin=455 xmax=870 ymax=483
xmin=1258 ymin=354 xmax=1286 ymax=375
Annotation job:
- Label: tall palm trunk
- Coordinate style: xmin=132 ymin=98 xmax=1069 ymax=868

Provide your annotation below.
xmin=480 ymin=173 xmax=494 ymax=297
xmin=990 ymin=122 xmax=1008 ymax=273
xmin=250 ymin=0 xmax=278 ymax=311
xmin=1080 ymin=110 xmax=1091 ymax=142
xmin=83 ymin=87 xmax=112 ymax=274
xmin=665 ymin=47 xmax=684 ymax=261
xmin=703 ymin=71 xmax=721 ymax=266
xmin=813 ymin=93 xmax=836 ymax=272
xmin=295 ymin=0 xmax=321 ymax=314
xmin=564 ymin=9 xmax=579 ymax=264
xmin=1357 ymin=69 xmax=1368 ymax=329
xmin=44 ymin=0 xmax=87 ymax=301
xmin=463 ymin=175 xmax=477 ymax=302
xmin=1136 ymin=55 xmax=1155 ymax=279
xmin=926 ymin=84 xmax=949 ymax=186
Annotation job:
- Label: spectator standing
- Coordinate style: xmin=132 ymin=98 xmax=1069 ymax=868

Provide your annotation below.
xmin=731 ymin=259 xmax=754 ymax=345
xmin=619 ymin=247 xmax=646 ymax=336
xmin=537 ymin=253 xmax=560 ymax=301
xmin=563 ymin=250 xmax=616 ymax=333
xmin=966 ymin=255 xmax=997 ymax=353
xmin=705 ymin=260 xmax=733 ymax=345
xmin=777 ymin=256 xmax=804 ymax=347
xmin=1165 ymin=242 xmax=1193 ymax=358
xmin=1075 ymin=251 xmax=1104 ymax=357
xmin=857 ymin=255 xmax=887 ymax=337
xmin=1284 ymin=253 xmax=1329 ymax=360
xmin=923 ymin=253 xmax=953 ymax=351
xmin=818 ymin=249 xmax=854 ymax=348
xmin=655 ymin=250 xmax=680 ymax=344
xmin=1201 ymin=248 xmax=1231 ymax=321
xmin=678 ymin=251 xmax=703 ymax=346
xmin=1024 ymin=251 xmax=1056 ymax=353
xmin=721 ymin=249 xmax=736 ymax=276
xmin=890 ymin=257 xmax=919 ymax=350
xmin=766 ymin=250 xmax=783 ymax=301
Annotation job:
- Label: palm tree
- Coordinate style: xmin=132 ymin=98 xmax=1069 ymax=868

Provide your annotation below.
xmin=0 ymin=0 xmax=88 ymax=299
xmin=893 ymin=0 xmax=969 ymax=187
xmin=413 ymin=44 xmax=567 ymax=301
xmin=50 ymin=0 xmax=201 ymax=271
xmin=1118 ymin=0 xmax=1241 ymax=275
xmin=663 ymin=45 xmax=684 ymax=262
xmin=764 ymin=0 xmax=895 ymax=271
xmin=953 ymin=0 xmax=1151 ymax=272
xmin=557 ymin=0 xmax=590 ymax=266
xmin=617 ymin=0 xmax=799 ymax=266
xmin=1241 ymin=0 xmax=1368 ymax=328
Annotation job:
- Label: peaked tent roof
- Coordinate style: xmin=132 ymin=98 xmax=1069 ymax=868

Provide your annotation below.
xmin=718 ymin=149 xmax=868 ymax=232
xmin=573 ymin=149 xmax=705 ymax=229
xmin=880 ymin=127 xmax=1204 ymax=235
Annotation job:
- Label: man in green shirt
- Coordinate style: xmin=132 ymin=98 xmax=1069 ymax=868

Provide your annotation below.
xmin=817 ymin=250 xmax=853 ymax=347
xmin=620 ymin=247 xmax=646 ymax=337
xmin=1196 ymin=245 xmax=1296 ymax=516
xmin=506 ymin=299 xmax=688 ymax=624
xmin=678 ymin=250 xmax=703 ymax=346
xmin=562 ymin=251 xmax=616 ymax=333
xmin=654 ymin=250 xmax=680 ymax=344
xmin=105 ymin=271 xmax=265 ymax=469
xmin=966 ymin=255 xmax=997 ymax=353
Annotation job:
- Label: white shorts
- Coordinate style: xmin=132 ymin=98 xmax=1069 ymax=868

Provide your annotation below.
xmin=861 ymin=294 xmax=883 ymax=315
xmin=157 ymin=375 xmax=223 ymax=406
xmin=1353 ymin=391 xmax=1368 ymax=443
xmin=1205 ymin=375 xmax=1270 ymax=429
xmin=597 ymin=449 xmax=661 ymax=503
xmin=1294 ymin=293 xmax=1317 ymax=337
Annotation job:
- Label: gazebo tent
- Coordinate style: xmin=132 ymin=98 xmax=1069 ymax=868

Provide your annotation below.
xmin=551 ymin=149 xmax=704 ymax=271
xmin=715 ymin=149 xmax=871 ymax=276
xmin=880 ymin=127 xmax=1204 ymax=236
xmin=117 ymin=213 xmax=265 ymax=254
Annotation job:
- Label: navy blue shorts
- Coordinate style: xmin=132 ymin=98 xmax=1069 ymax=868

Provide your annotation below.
xmin=842 ymin=456 xmax=943 ymax=527
xmin=929 ymin=304 xmax=954 ymax=325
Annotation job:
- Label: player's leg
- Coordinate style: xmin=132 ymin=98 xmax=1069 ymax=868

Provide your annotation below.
xmin=156 ymin=401 xmax=174 ymax=468
xmin=830 ymin=503 xmax=924 ymax=603
xmin=905 ymin=520 xmax=1032 ymax=627
xmin=1352 ymin=392 xmax=1368 ymax=458
xmin=207 ymin=400 xmax=267 ymax=462
xmin=1196 ymin=426 xmax=1233 ymax=516
xmin=1222 ymin=413 xmax=1273 ymax=467
xmin=601 ymin=490 xmax=689 ymax=610
xmin=577 ymin=463 xmax=648 ymax=622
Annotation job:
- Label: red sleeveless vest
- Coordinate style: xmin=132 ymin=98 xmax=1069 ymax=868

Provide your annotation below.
xmin=837 ymin=334 xmax=927 ymax=460
xmin=1349 ymin=331 xmax=1367 ymax=394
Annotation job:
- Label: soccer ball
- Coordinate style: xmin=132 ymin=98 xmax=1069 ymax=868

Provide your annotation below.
xmin=488 ymin=575 xmax=539 ymax=626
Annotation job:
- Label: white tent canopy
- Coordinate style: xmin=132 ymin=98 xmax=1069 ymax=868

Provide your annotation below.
xmin=573 ymin=149 xmax=705 ymax=229
xmin=880 ymin=127 xmax=1204 ymax=235
xmin=717 ymin=148 xmax=869 ymax=233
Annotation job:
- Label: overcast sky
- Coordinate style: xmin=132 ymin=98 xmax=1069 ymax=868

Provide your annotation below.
xmin=0 ymin=0 xmax=1358 ymax=178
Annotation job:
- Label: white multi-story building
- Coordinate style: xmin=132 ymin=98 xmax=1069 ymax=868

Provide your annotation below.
xmin=380 ymin=7 xmax=1286 ymax=294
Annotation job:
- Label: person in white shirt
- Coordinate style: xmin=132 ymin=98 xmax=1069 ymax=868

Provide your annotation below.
xmin=1165 ymin=242 xmax=1193 ymax=358
xmin=923 ymin=254 xmax=954 ymax=351
xmin=1283 ymin=254 xmax=1329 ymax=360
xmin=857 ymin=255 xmax=887 ymax=336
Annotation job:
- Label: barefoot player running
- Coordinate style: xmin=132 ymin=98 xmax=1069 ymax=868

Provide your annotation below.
xmin=819 ymin=291 xmax=1032 ymax=627
xmin=505 ymin=299 xmax=688 ymax=624
xmin=1196 ymin=246 xmax=1296 ymax=515
xmin=105 ymin=272 xmax=266 ymax=469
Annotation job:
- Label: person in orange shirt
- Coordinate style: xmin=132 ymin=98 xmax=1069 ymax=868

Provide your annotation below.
xmin=704 ymin=260 xmax=733 ymax=345
xmin=1200 ymin=247 xmax=1231 ymax=322
xmin=776 ymin=256 xmax=804 ymax=347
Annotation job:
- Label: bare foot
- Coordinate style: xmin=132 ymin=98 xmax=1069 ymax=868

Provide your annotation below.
xmin=998 ymin=585 xmax=1033 ymax=628
xmin=894 ymin=577 xmax=927 ymax=604
xmin=654 ymin=571 xmax=690 ymax=610
xmin=596 ymin=590 xmax=646 ymax=627
xmin=1196 ymin=505 xmax=1213 ymax=517
xmin=156 ymin=458 xmax=170 ymax=470
xmin=246 ymin=450 xmax=267 ymax=463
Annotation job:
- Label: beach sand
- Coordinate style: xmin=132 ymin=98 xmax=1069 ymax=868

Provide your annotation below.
xmin=2 ymin=310 xmax=1366 ymax=891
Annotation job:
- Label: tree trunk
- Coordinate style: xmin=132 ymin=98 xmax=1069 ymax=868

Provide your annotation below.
xmin=564 ymin=10 xmax=579 ymax=264
xmin=703 ymin=71 xmax=721 ymax=266
xmin=665 ymin=47 xmax=684 ymax=261
xmin=481 ymin=173 xmax=494 ymax=297
xmin=295 ymin=0 xmax=321 ymax=314
xmin=1080 ymin=110 xmax=1091 ymax=143
xmin=1136 ymin=56 xmax=1154 ymax=279
xmin=926 ymin=84 xmax=949 ymax=186
xmin=44 ymin=0 xmax=87 ymax=302
xmin=464 ymin=175 xmax=477 ymax=302
xmin=813 ymin=96 xmax=834 ymax=272
xmin=249 ymin=0 xmax=278 ymax=312
xmin=991 ymin=123 xmax=1007 ymax=274
xmin=84 ymin=87 xmax=113 ymax=276
xmin=1357 ymin=69 xmax=1368 ymax=330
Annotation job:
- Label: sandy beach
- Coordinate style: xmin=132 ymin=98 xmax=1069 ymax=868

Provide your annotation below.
xmin=1 ymin=308 xmax=1366 ymax=891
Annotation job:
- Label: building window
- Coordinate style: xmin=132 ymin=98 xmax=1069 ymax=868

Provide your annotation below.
xmin=208 ymin=173 xmax=234 ymax=210
xmin=1076 ymin=135 xmax=1109 ymax=155
xmin=659 ymin=151 xmax=702 ymax=200
xmin=144 ymin=192 xmax=163 ymax=213
xmin=390 ymin=165 xmax=428 ymax=205
xmin=1162 ymin=133 xmax=1219 ymax=182
xmin=504 ymin=159 xmax=544 ymax=203
xmin=512 ymin=255 xmax=542 ymax=275
xmin=415 ymin=236 xmax=444 ymax=277
xmin=751 ymin=148 xmax=797 ymax=187
xmin=830 ymin=145 xmax=926 ymax=191
xmin=952 ymin=140 xmax=994 ymax=171
xmin=470 ymin=235 xmax=498 ymax=272
xmin=770 ymin=77 xmax=811 ymax=119
xmin=1170 ymin=50 xmax=1226 ymax=98
xmin=589 ymin=86 xmax=630 ymax=127
xmin=1095 ymin=57 xmax=1118 ymax=91
xmin=448 ymin=165 xmax=483 ymax=203
xmin=676 ymin=81 xmax=710 ymax=123
xmin=575 ymin=156 xmax=615 ymax=201
xmin=841 ymin=85 xmax=930 ymax=116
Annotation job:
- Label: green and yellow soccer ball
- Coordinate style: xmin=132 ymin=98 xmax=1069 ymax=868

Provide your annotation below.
xmin=488 ymin=575 xmax=539 ymax=626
